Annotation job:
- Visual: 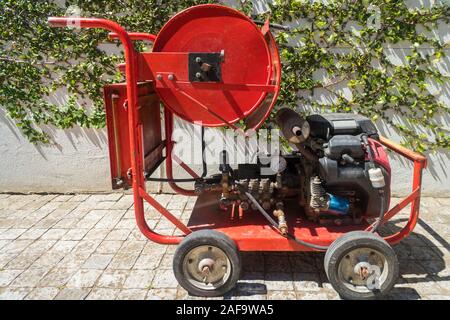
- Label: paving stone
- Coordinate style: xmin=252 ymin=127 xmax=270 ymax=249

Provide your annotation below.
xmin=0 ymin=269 xmax=23 ymax=286
xmin=82 ymin=254 xmax=114 ymax=269
xmin=18 ymin=228 xmax=48 ymax=240
xmin=133 ymin=254 xmax=164 ymax=270
xmin=66 ymin=269 xmax=103 ymax=288
xmin=1 ymin=239 xmax=34 ymax=256
xmin=22 ymin=239 xmax=56 ymax=255
xmin=141 ymin=242 xmax=167 ymax=256
xmin=0 ymin=287 xmax=31 ymax=300
xmin=97 ymin=269 xmax=130 ymax=289
xmin=70 ymin=195 xmax=90 ymax=202
xmin=10 ymin=268 xmax=49 ymax=288
xmin=54 ymin=288 xmax=90 ymax=300
xmin=108 ymin=252 xmax=141 ymax=270
xmin=53 ymin=195 xmax=75 ymax=202
xmin=423 ymin=294 xmax=450 ymax=300
xmin=95 ymin=240 xmax=123 ymax=254
xmin=176 ymin=287 xmax=211 ymax=300
xmin=265 ymin=254 xmax=292 ymax=273
xmin=0 ymin=239 xmax=11 ymax=251
xmin=267 ymin=290 xmax=297 ymax=300
xmin=158 ymin=253 xmax=174 ymax=269
xmin=115 ymin=218 xmax=136 ymax=229
xmin=0 ymin=253 xmax=17 ymax=269
xmin=151 ymin=269 xmax=179 ymax=289
xmin=264 ymin=272 xmax=294 ymax=291
xmin=295 ymin=291 xmax=332 ymax=300
xmin=54 ymin=218 xmax=79 ymax=228
xmin=73 ymin=240 xmax=102 ymax=254
xmin=86 ymin=288 xmax=120 ymax=300
xmin=242 ymin=253 xmax=265 ymax=272
xmin=289 ymin=253 xmax=318 ymax=273
xmin=57 ymin=252 xmax=91 ymax=269
xmin=38 ymin=268 xmax=77 ymax=287
xmin=41 ymin=229 xmax=68 ymax=240
xmin=123 ymin=270 xmax=155 ymax=289
xmin=146 ymin=288 xmax=178 ymax=300
xmin=293 ymin=273 xmax=322 ymax=292
xmin=83 ymin=229 xmax=110 ymax=241
xmin=117 ymin=289 xmax=148 ymax=300
xmin=50 ymin=240 xmax=79 ymax=253
xmin=25 ymin=287 xmax=60 ymax=300
xmin=128 ymin=228 xmax=151 ymax=241
xmin=105 ymin=229 xmax=131 ymax=241
xmin=0 ymin=228 xmax=28 ymax=240
xmin=5 ymin=252 xmax=40 ymax=269
xmin=61 ymin=228 xmax=89 ymax=241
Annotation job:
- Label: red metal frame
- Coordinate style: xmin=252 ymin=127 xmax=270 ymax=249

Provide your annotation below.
xmin=48 ymin=14 xmax=427 ymax=251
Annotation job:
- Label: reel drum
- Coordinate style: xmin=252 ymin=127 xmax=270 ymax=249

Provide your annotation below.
xmin=151 ymin=4 xmax=281 ymax=128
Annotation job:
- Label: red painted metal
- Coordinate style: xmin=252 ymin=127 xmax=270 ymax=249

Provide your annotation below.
xmin=103 ymin=82 xmax=162 ymax=189
xmin=164 ymin=108 xmax=198 ymax=196
xmin=109 ymin=32 xmax=156 ymax=42
xmin=48 ymin=16 xmax=185 ymax=245
xmin=151 ymin=4 xmax=281 ymax=128
xmin=48 ymin=5 xmax=427 ymax=253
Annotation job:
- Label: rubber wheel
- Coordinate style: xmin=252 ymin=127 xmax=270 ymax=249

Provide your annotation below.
xmin=324 ymin=231 xmax=399 ymax=300
xmin=173 ymin=230 xmax=241 ymax=297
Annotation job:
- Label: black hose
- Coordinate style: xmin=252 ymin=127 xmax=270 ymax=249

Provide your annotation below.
xmin=368 ymin=190 xmax=386 ymax=233
xmin=145 ymin=177 xmax=200 ymax=182
xmin=361 ymin=134 xmax=375 ymax=168
xmin=360 ymin=134 xmax=386 ymax=232
xmin=245 ymin=188 xmax=386 ymax=251
xmin=245 ymin=192 xmax=329 ymax=251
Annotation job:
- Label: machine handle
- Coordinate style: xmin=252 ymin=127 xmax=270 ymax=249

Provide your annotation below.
xmin=109 ymin=32 xmax=156 ymax=42
xmin=379 ymin=136 xmax=427 ymax=167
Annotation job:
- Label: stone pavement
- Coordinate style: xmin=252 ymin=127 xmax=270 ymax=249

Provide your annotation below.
xmin=0 ymin=193 xmax=448 ymax=300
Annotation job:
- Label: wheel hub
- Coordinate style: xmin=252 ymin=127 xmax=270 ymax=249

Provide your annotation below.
xmin=338 ymin=248 xmax=387 ymax=292
xmin=182 ymin=245 xmax=231 ymax=290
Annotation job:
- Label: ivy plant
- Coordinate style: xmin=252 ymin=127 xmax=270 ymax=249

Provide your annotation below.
xmin=0 ymin=0 xmax=449 ymax=152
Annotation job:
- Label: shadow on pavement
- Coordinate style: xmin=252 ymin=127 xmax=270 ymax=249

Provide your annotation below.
xmin=224 ymin=217 xmax=448 ymax=300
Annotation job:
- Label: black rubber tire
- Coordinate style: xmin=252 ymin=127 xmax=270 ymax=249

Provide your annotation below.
xmin=324 ymin=231 xmax=399 ymax=300
xmin=173 ymin=230 xmax=241 ymax=297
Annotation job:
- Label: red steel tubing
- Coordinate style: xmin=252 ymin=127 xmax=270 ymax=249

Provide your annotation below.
xmin=108 ymin=32 xmax=156 ymax=42
xmin=164 ymin=109 xmax=198 ymax=196
xmin=48 ymin=17 xmax=184 ymax=244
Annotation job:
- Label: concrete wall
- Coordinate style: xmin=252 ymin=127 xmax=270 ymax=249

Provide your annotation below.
xmin=0 ymin=0 xmax=449 ymax=196
xmin=0 ymin=108 xmax=111 ymax=193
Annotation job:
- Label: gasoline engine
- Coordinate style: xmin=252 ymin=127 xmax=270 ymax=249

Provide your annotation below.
xmin=195 ymin=109 xmax=391 ymax=234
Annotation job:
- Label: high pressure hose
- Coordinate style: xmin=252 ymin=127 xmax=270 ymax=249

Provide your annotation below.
xmin=361 ymin=134 xmax=386 ymax=233
xmin=245 ymin=192 xmax=329 ymax=251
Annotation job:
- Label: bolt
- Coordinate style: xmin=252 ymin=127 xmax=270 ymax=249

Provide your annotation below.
xmin=359 ymin=266 xmax=370 ymax=279
xmin=202 ymin=266 xmax=210 ymax=274
xmin=195 ymin=57 xmax=202 ymax=63
xmin=156 ymin=74 xmax=163 ymax=80
xmin=168 ymin=74 xmax=174 ymax=81
xmin=196 ymin=72 xmax=202 ymax=79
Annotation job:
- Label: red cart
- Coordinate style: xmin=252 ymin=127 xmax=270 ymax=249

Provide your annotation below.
xmin=49 ymin=4 xmax=427 ymax=299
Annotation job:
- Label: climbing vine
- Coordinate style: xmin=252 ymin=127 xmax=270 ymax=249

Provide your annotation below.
xmin=0 ymin=0 xmax=449 ymax=152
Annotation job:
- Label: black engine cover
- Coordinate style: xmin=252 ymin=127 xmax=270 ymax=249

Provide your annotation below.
xmin=324 ymin=135 xmax=365 ymax=160
xmin=319 ymin=157 xmax=390 ymax=217
xmin=307 ymin=113 xmax=378 ymax=140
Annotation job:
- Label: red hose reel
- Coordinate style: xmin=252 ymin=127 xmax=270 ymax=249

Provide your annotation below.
xmin=143 ymin=5 xmax=281 ymax=129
